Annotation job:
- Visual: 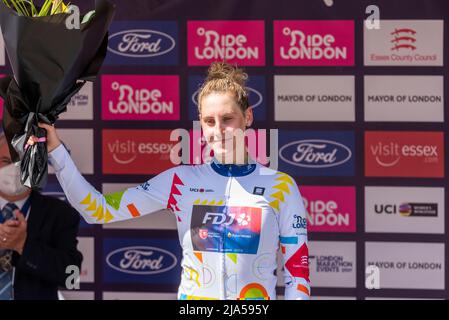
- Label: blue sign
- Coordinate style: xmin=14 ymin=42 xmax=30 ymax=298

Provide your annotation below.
xmin=103 ymin=237 xmax=182 ymax=284
xmin=105 ymin=21 xmax=178 ymax=65
xmin=278 ymin=131 xmax=355 ymax=176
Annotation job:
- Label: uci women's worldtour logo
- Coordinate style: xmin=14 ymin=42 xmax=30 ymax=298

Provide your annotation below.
xmin=102 ymin=75 xmax=180 ymax=121
xmin=187 ymin=21 xmax=265 ymax=66
xmin=105 ymin=21 xmax=178 ymax=65
xmin=365 ymin=187 xmax=444 ymax=234
xmin=365 ymin=131 xmax=444 ymax=178
xmin=274 ymin=20 xmax=354 ymax=66
xmin=278 ymin=131 xmax=355 ymax=177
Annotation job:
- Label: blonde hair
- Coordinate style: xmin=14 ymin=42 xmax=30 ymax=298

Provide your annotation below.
xmin=197 ymin=61 xmax=249 ymax=116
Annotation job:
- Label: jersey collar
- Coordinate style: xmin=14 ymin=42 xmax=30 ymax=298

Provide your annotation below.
xmin=210 ymin=158 xmax=257 ymax=177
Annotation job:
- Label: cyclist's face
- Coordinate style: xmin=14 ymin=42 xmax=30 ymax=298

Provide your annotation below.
xmin=200 ymin=92 xmax=253 ymax=163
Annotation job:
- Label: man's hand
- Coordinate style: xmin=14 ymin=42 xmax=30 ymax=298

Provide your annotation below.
xmin=0 ymin=210 xmax=28 ymax=255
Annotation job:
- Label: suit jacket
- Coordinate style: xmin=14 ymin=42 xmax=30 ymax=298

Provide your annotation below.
xmin=10 ymin=191 xmax=83 ymax=300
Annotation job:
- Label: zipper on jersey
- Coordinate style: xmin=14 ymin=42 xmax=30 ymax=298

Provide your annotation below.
xmin=220 ymin=167 xmax=233 ymax=300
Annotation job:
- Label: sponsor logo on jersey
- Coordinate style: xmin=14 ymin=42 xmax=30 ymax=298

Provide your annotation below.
xmin=191 ymin=205 xmax=262 ymax=254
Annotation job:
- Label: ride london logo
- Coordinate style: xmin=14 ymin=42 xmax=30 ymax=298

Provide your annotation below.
xmin=103 ymin=238 xmax=181 ymax=284
xmin=273 ymin=20 xmax=354 ymax=66
xmin=105 ymin=21 xmax=178 ymax=65
xmin=187 ymin=21 xmax=265 ymax=66
xmin=102 ymin=75 xmax=180 ymax=121
xmin=301 ymin=186 xmax=356 ymax=233
xmin=278 ymin=131 xmax=355 ymax=176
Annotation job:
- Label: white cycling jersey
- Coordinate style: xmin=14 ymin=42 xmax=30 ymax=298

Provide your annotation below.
xmin=48 ymin=144 xmax=310 ymax=300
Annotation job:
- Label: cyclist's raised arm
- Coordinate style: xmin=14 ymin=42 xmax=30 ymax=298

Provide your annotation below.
xmin=41 ymin=123 xmax=177 ymax=224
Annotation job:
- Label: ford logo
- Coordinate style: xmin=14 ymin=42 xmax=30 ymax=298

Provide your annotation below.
xmin=106 ymin=246 xmax=177 ymax=275
xmin=279 ymin=139 xmax=352 ymax=168
xmin=108 ymin=29 xmax=176 ymax=58
xmin=191 ymin=87 xmax=263 ymax=110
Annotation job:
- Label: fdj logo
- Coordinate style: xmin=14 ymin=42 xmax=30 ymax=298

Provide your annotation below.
xmin=293 ymin=215 xmax=307 ymax=229
xmin=203 ymin=212 xmax=250 ymax=227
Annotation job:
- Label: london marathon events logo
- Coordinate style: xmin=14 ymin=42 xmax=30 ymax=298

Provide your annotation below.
xmin=278 ymin=131 xmax=355 ymax=177
xmin=274 ymin=20 xmax=354 ymax=66
xmin=187 ymin=21 xmax=265 ymax=66
xmin=106 ymin=246 xmax=177 ymax=275
xmin=365 ymin=131 xmax=444 ymax=177
xmin=102 ymin=75 xmax=180 ymax=121
xmin=309 ymin=255 xmax=354 ymax=273
xmin=105 ymin=21 xmax=178 ymax=65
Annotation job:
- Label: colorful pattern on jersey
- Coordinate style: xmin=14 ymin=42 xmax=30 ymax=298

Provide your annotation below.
xmin=49 ymin=145 xmax=310 ymax=300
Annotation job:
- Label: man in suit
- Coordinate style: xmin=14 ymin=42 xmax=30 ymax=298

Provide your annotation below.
xmin=0 ymin=132 xmax=83 ymax=300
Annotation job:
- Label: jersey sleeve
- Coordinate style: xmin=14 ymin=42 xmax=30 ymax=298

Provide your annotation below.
xmin=277 ymin=174 xmax=310 ymax=300
xmin=48 ymin=144 xmax=178 ymax=224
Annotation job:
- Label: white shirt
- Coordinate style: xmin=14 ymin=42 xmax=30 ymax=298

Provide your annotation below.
xmin=0 ymin=196 xmax=30 ymax=217
xmin=0 ymin=194 xmax=31 ymax=294
xmin=49 ymin=143 xmax=310 ymax=300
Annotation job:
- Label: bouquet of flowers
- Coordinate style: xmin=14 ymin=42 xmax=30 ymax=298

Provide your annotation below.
xmin=0 ymin=0 xmax=115 ymax=189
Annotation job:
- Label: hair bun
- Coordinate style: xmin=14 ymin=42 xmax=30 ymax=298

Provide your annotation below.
xmin=206 ymin=61 xmax=248 ymax=87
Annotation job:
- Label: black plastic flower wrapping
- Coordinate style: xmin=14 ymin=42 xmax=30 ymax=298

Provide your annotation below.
xmin=0 ymin=0 xmax=115 ymax=189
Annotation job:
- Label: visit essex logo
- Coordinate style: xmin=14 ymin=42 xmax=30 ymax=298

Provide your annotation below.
xmin=365 ymin=132 xmax=444 ymax=178
xmin=102 ymin=129 xmax=176 ymax=174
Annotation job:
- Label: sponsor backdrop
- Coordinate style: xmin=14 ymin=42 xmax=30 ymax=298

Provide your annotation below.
xmin=0 ymin=0 xmax=448 ymax=299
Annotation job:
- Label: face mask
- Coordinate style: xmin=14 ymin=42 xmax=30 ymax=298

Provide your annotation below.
xmin=0 ymin=163 xmax=29 ymax=196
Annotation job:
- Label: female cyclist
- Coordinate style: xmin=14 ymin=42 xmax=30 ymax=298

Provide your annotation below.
xmin=37 ymin=62 xmax=310 ymax=300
